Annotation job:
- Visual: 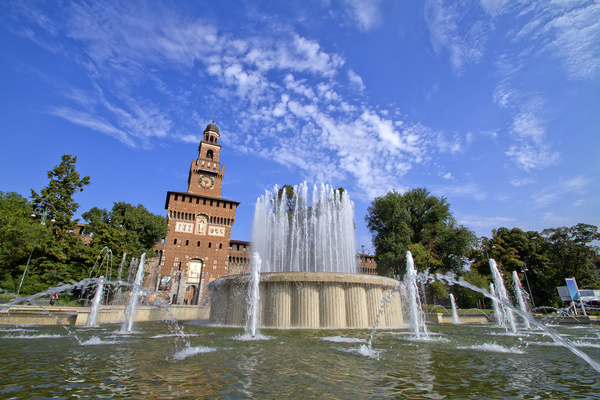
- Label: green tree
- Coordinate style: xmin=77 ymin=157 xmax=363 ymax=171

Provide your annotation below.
xmin=22 ymin=155 xmax=91 ymax=293
xmin=469 ymin=228 xmax=550 ymax=305
xmin=469 ymin=224 xmax=600 ymax=307
xmin=542 ymin=224 xmax=600 ymax=296
xmin=0 ymin=192 xmax=44 ymax=292
xmin=408 ymin=243 xmax=442 ymax=272
xmin=30 ymin=154 xmax=90 ymax=235
xmin=427 ymin=281 xmax=448 ymax=305
xmin=453 ymin=269 xmax=490 ymax=309
xmin=82 ymin=202 xmax=168 ymax=267
xmin=366 ymin=188 xmax=475 ymax=277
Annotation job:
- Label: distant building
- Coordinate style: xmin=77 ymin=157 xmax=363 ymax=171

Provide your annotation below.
xmin=357 ymin=253 xmax=378 ymax=275
xmin=154 ymin=121 xmax=378 ymax=305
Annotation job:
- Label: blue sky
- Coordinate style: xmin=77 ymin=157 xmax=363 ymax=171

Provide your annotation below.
xmin=1 ymin=0 xmax=599 ymax=251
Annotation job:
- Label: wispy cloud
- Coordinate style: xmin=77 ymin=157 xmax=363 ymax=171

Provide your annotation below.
xmin=514 ymin=1 xmax=600 ymax=81
xmin=424 ymin=0 xmax=487 ymax=75
xmin=425 ymin=0 xmax=596 ymax=175
xmin=347 ymin=70 xmax=365 ymax=92
xmin=341 ymin=0 xmax=383 ymax=31
xmin=457 ymin=215 xmax=516 ymax=237
xmin=533 ymin=176 xmax=591 ymax=207
xmin=433 ymin=182 xmax=487 ymax=201
xmin=49 ymin=107 xmax=134 ymax=147
xmin=505 ymin=112 xmax=559 ymax=171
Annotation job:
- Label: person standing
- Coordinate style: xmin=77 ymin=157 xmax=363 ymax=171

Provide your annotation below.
xmin=49 ymin=292 xmax=58 ymax=306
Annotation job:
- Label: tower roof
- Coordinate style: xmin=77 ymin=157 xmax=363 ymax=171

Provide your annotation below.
xmin=204 ymin=122 xmax=219 ymax=134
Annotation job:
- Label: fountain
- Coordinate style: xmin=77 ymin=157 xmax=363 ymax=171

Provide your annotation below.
xmin=449 ymin=293 xmax=460 ymax=324
xmin=3 ymin=246 xmax=600 ymax=398
xmin=208 ymin=182 xmax=403 ymax=329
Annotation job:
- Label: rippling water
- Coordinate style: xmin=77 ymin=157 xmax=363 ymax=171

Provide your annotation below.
xmin=1 ymin=322 xmax=599 ymax=399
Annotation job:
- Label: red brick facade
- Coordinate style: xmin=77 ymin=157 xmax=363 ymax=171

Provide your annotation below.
xmin=156 ymin=122 xmax=240 ymax=305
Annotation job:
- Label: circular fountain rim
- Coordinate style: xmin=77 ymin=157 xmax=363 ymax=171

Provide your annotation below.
xmin=208 ymin=272 xmax=401 ymax=287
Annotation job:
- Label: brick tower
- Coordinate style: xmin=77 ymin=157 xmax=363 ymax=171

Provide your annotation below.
xmin=157 ymin=121 xmax=239 ymax=305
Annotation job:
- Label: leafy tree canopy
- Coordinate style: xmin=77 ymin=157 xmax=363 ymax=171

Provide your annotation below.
xmin=0 ymin=155 xmax=91 ymax=295
xmin=468 ymin=224 xmax=600 ymax=307
xmin=82 ymin=202 xmax=168 ymax=264
xmin=30 ymin=154 xmax=90 ymax=234
xmin=366 ymin=188 xmax=476 ymax=278
xmin=0 ymin=192 xmax=42 ymax=292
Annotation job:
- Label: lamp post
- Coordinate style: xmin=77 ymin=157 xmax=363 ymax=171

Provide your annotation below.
xmin=521 ymin=265 xmax=536 ymax=310
xmin=17 ymin=207 xmax=54 ymax=296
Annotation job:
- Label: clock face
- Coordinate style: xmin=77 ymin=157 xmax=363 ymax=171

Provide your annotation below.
xmin=199 ymin=175 xmax=214 ymax=189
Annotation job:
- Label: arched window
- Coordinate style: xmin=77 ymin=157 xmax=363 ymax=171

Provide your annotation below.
xmin=206 ymin=150 xmax=213 ymax=159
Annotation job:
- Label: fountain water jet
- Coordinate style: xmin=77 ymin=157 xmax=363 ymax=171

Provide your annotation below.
xmin=405 ymin=251 xmax=429 ymax=339
xmin=87 ymin=276 xmax=105 ymax=327
xmin=512 ymin=270 xmax=531 ymax=329
xmin=490 ymin=259 xmax=517 ymax=333
xmin=122 ymin=254 xmax=146 ymax=333
xmin=490 ymin=283 xmax=503 ymax=326
xmin=245 ymin=253 xmax=262 ymax=338
xmin=436 ymin=271 xmax=600 ymax=373
xmin=252 ymin=182 xmax=357 ymax=273
xmin=449 ymin=293 xmax=460 ymax=324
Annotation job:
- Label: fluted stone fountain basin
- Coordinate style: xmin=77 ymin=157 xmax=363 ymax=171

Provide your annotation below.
xmin=208 ymin=272 xmax=403 ymax=329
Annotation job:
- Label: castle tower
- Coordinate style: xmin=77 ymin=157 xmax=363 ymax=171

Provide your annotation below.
xmin=187 ymin=121 xmax=224 ymax=197
xmin=157 ymin=121 xmax=239 ymax=305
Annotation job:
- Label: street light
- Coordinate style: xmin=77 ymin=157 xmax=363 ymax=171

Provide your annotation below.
xmin=16 ymin=207 xmax=54 ymax=296
xmin=520 ymin=265 xmax=536 ymax=310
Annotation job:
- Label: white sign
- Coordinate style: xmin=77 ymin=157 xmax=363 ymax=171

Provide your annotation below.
xmin=208 ymin=225 xmax=226 ymax=237
xmin=175 ymin=222 xmax=194 ymax=233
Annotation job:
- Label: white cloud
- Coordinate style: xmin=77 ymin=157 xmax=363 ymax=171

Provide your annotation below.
xmin=506 ymin=112 xmax=559 ymax=171
xmin=434 ymin=183 xmax=487 ymax=201
xmin=436 ymin=132 xmax=462 ymax=154
xmin=457 ymin=214 xmax=516 ymax=237
xmin=50 ymin=107 xmax=134 ymax=147
xmin=342 ymin=0 xmax=382 ymax=31
xmin=424 ymin=0 xmax=487 ymax=75
xmin=533 ymin=176 xmax=591 ymax=207
xmin=514 ymin=1 xmax=600 ymax=80
xmin=347 ymin=70 xmax=365 ymax=92
xmin=542 ymin=2 xmax=600 ymax=80
xmin=509 ymin=177 xmax=535 ymax=187
xmin=479 ymin=0 xmax=510 ymax=17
